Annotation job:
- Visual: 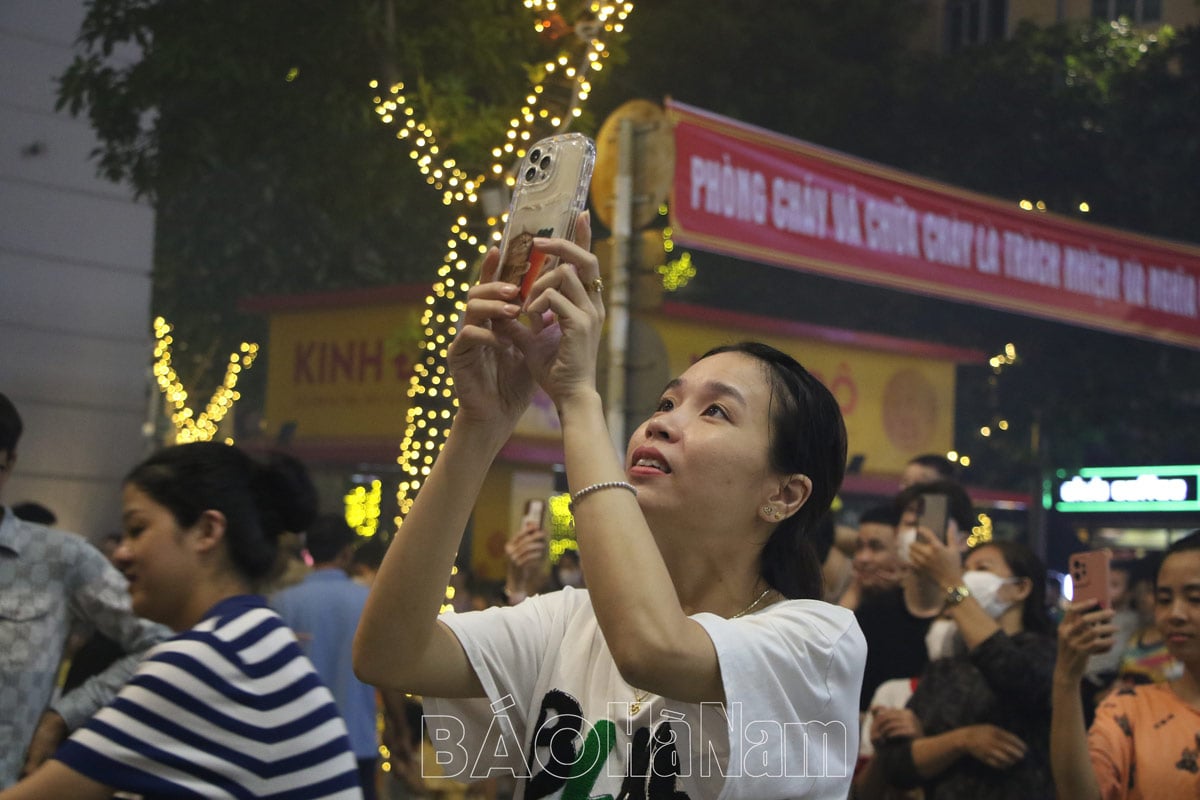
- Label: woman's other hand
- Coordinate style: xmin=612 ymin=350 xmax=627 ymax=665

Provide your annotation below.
xmin=958 ymin=724 xmax=1027 ymax=769
xmin=448 ymin=247 xmax=539 ymax=429
xmin=1055 ymin=600 xmax=1117 ymax=683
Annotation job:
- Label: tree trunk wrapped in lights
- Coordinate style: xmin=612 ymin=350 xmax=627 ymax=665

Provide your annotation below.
xmin=380 ymin=2 xmax=637 ymax=527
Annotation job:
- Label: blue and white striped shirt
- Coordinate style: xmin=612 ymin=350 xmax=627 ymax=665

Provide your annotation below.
xmin=55 ymin=595 xmax=362 ymax=799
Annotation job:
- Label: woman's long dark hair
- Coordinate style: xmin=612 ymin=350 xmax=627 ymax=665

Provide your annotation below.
xmin=125 ymin=442 xmax=318 ymax=586
xmin=701 ymin=342 xmax=847 ymax=600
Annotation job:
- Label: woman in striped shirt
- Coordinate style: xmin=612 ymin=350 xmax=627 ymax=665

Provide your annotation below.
xmin=1 ymin=442 xmax=363 ymax=799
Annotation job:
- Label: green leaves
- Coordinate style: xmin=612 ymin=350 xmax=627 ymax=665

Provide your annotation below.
xmin=59 ymin=0 xmax=617 ymax=392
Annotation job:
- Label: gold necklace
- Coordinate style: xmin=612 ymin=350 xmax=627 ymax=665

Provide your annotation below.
xmin=627 ymin=587 xmax=775 ymax=714
xmin=732 ymin=587 xmax=774 ymax=619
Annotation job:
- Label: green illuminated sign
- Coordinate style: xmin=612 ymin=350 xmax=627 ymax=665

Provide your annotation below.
xmin=1053 ymin=465 xmax=1200 ymax=513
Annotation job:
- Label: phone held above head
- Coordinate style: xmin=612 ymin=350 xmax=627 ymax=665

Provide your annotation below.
xmin=519 ymin=498 xmax=546 ymax=534
xmin=496 ymin=133 xmax=596 ymax=299
xmin=902 ymin=493 xmax=954 ymax=619
xmin=1068 ymin=549 xmax=1112 ymax=610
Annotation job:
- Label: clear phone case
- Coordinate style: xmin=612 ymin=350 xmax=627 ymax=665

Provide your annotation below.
xmin=497 ymin=133 xmax=596 ymax=296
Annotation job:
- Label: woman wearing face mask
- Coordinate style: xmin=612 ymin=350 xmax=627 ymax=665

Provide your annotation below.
xmin=868 ymin=537 xmax=1057 ymax=800
xmin=552 ymin=548 xmax=584 ymax=589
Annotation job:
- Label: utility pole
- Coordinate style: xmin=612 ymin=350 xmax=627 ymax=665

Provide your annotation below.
xmin=591 ymin=100 xmax=674 ymax=453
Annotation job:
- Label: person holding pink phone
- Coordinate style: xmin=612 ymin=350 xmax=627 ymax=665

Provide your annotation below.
xmin=354 ymin=213 xmax=866 ymax=799
xmin=1051 ymin=529 xmax=1200 ymax=799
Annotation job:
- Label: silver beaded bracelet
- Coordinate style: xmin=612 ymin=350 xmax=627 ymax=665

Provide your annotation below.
xmin=569 ymin=480 xmax=637 ymax=512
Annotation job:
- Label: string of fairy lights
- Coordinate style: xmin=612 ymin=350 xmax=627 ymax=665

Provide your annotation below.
xmin=374 ymin=1 xmax=636 ymax=528
xmin=952 ymin=341 xmax=1020 ymax=547
xmin=151 ymin=316 xmax=258 ymax=444
xmin=656 ymin=203 xmax=697 ymax=290
xmin=344 ymin=479 xmax=383 ymax=538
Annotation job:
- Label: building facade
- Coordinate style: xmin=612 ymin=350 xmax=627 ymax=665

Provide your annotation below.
xmin=0 ymin=1 xmax=153 ymax=539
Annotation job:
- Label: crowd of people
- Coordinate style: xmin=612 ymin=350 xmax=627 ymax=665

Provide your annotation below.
xmin=2 ymin=216 xmax=1198 ymax=799
xmin=837 ymin=456 xmax=1193 ymax=799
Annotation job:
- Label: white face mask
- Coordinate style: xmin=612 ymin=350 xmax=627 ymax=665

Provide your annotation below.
xmin=557 ymin=568 xmax=583 ymax=588
xmin=963 ymin=570 xmax=1017 ymax=619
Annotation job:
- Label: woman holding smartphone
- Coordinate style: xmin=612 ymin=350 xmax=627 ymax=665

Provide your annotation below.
xmin=867 ymin=533 xmax=1057 ymax=800
xmin=1051 ymin=529 xmax=1200 ymax=799
xmin=354 ymin=213 xmax=865 ymax=799
xmin=2 ymin=442 xmax=362 ymax=799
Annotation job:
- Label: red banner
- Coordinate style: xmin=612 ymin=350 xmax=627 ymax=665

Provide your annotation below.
xmin=667 ymin=100 xmax=1200 ymax=350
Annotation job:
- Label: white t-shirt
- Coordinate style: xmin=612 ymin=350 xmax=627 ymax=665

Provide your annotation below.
xmin=424 ymin=587 xmax=865 ymax=800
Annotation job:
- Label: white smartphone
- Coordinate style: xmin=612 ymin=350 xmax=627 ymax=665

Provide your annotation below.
xmin=520 ymin=499 xmax=546 ymax=532
xmin=918 ymin=494 xmax=950 ymax=545
xmin=497 ymin=133 xmax=596 ymax=298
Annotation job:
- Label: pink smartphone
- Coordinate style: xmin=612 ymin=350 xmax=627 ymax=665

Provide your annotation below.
xmin=1068 ymin=550 xmax=1112 ymax=609
xmin=496 ymin=133 xmax=596 ymax=298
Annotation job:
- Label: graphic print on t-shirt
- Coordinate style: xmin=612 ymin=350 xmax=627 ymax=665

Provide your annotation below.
xmin=525 ymin=689 xmax=689 ymax=800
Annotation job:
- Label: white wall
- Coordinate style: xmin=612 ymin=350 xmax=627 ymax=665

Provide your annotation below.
xmin=0 ymin=0 xmax=154 ymax=539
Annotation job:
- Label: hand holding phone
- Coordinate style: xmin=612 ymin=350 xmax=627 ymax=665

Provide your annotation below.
xmin=902 ymin=493 xmax=955 ymax=618
xmin=496 ymin=133 xmax=596 ymax=299
xmin=509 ymin=499 xmax=549 ymax=565
xmin=505 ymin=502 xmax=550 ymax=601
xmin=518 ymin=498 xmax=546 ymax=534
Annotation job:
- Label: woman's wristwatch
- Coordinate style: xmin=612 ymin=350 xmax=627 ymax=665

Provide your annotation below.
xmin=944 ymin=583 xmax=971 ymax=606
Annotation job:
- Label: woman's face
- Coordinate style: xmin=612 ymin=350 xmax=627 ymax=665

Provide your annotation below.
xmin=113 ymin=483 xmax=198 ymax=631
xmin=1155 ymin=550 xmax=1200 ymax=664
xmin=964 ymin=545 xmax=1012 ymax=578
xmin=964 ymin=544 xmax=1025 ymax=607
xmin=625 ymin=351 xmax=779 ymax=525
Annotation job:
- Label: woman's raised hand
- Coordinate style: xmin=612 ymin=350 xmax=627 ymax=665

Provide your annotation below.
xmin=520 ymin=211 xmax=605 ymax=408
xmin=447 ymin=247 xmax=539 ymax=429
xmin=909 ymin=527 xmax=963 ymax=590
xmin=1055 ymin=600 xmax=1117 ymax=682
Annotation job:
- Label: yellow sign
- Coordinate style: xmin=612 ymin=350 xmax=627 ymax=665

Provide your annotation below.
xmin=646 ymin=316 xmax=956 ymax=476
xmin=257 ymin=294 xmax=960 ymax=581
xmin=264 ymin=306 xmax=423 ymax=439
xmin=262 ymin=302 xmax=955 ymax=475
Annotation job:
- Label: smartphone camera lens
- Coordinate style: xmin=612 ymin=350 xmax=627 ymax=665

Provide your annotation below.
xmin=528 ymin=148 xmax=541 ymax=164
xmin=524 ymin=166 xmax=537 ymax=182
xmin=540 ymin=155 xmax=552 ymax=170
